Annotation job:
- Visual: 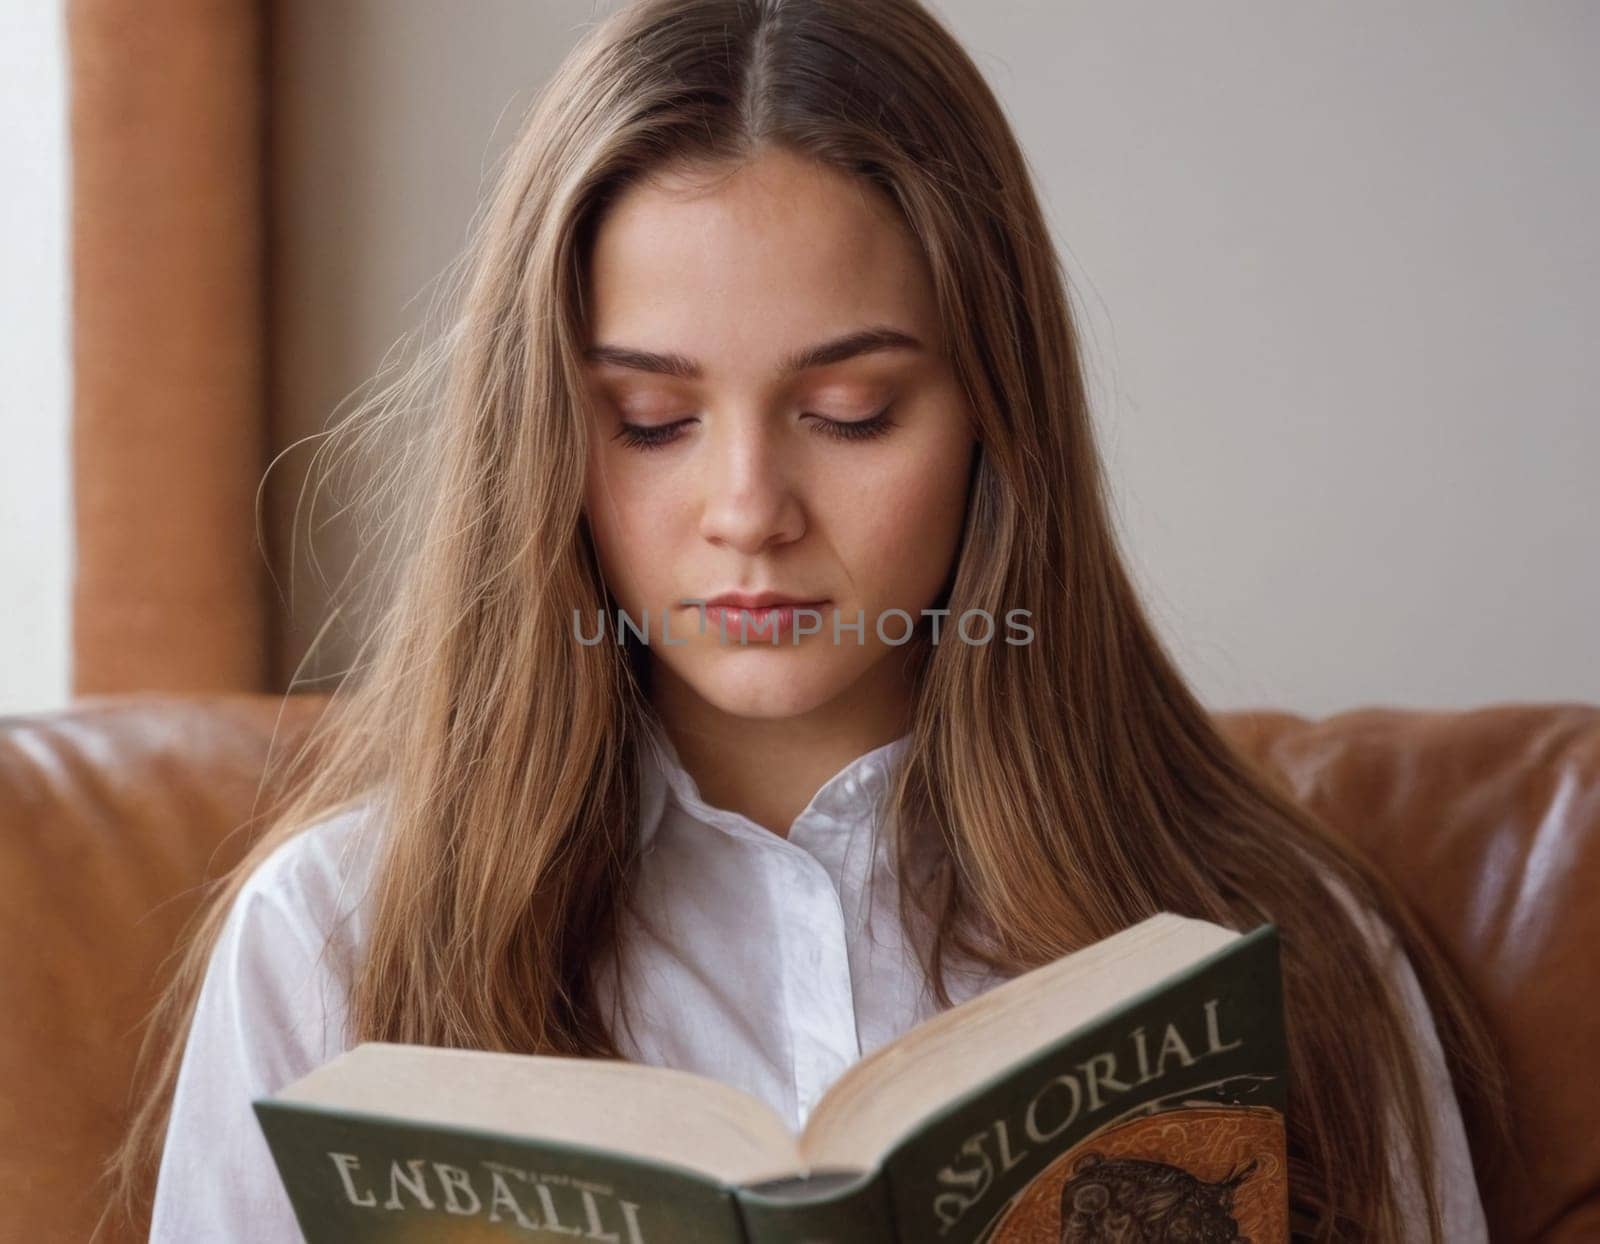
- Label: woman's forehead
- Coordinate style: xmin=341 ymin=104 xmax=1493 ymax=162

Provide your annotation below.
xmin=584 ymin=151 xmax=937 ymax=370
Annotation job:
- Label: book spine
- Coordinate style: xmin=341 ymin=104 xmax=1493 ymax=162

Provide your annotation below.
xmin=733 ymin=1171 xmax=896 ymax=1244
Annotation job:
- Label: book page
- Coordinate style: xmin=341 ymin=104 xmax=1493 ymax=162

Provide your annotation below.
xmin=276 ymin=1043 xmax=809 ymax=1185
xmin=800 ymin=912 xmax=1239 ymax=1169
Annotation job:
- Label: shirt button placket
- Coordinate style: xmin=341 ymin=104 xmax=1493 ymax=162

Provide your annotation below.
xmin=780 ymin=821 xmax=861 ymax=1126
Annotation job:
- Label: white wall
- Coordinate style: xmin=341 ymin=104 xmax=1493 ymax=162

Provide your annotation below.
xmin=0 ymin=0 xmax=71 ymax=715
xmin=273 ymin=0 xmax=1598 ymax=714
xmin=270 ymin=0 xmax=581 ymax=687
xmin=946 ymin=0 xmax=1599 ymax=714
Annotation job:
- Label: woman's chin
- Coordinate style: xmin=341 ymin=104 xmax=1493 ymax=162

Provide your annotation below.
xmin=676 ymin=659 xmax=864 ymax=722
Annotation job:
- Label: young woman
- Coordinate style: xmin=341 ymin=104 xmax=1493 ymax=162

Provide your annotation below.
xmin=111 ymin=0 xmax=1513 ymax=1239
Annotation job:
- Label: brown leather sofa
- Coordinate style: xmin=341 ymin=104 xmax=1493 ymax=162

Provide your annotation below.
xmin=2 ymin=694 xmax=1596 ymax=1242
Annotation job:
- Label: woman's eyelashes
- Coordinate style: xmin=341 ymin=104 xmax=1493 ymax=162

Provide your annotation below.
xmin=613 ymin=404 xmax=897 ymax=453
xmin=808 ymin=405 xmax=898 ymax=443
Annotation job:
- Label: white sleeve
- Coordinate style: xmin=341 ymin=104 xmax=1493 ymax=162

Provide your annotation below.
xmin=1380 ymin=930 xmax=1491 ymax=1243
xmin=148 ymin=833 xmax=359 ymax=1244
xmin=1324 ymin=874 xmax=1490 ymax=1242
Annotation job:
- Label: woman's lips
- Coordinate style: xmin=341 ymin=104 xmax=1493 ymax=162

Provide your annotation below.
xmin=696 ymin=600 xmax=831 ymax=642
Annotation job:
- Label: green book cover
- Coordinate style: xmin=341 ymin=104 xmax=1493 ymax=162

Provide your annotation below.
xmin=254 ymin=914 xmax=1288 ymax=1243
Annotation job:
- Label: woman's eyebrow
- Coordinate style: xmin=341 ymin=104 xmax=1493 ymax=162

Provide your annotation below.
xmin=583 ymin=325 xmax=924 ymax=381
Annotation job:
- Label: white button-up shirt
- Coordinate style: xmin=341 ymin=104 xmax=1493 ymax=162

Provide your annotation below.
xmin=149 ymin=718 xmax=1488 ymax=1241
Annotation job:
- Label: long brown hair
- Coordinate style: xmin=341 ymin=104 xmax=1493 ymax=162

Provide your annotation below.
xmin=105 ymin=0 xmax=1514 ymax=1237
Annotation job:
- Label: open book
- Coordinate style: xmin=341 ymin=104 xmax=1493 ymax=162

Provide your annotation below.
xmin=254 ymin=913 xmax=1288 ymax=1243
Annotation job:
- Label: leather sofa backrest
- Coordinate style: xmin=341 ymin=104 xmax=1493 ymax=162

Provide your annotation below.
xmin=2 ymin=695 xmax=1596 ymax=1242
xmin=0 ymin=694 xmax=327 ymax=1243
xmin=1220 ymin=704 xmax=1600 ymax=1240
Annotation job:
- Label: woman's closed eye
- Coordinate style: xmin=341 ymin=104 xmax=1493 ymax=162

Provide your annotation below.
xmin=614 ymin=404 xmax=898 ymax=452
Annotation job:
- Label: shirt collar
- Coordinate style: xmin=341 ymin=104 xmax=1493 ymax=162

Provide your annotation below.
xmin=635 ymin=711 xmax=913 ymax=850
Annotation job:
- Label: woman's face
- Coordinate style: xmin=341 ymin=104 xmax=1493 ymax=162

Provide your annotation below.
xmin=581 ymin=147 xmax=978 ymax=723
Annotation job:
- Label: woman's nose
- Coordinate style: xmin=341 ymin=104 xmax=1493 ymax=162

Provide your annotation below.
xmin=696 ymin=416 xmax=805 ymax=554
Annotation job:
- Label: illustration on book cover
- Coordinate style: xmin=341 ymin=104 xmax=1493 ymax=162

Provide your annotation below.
xmin=975 ymin=1094 xmax=1287 ymax=1243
